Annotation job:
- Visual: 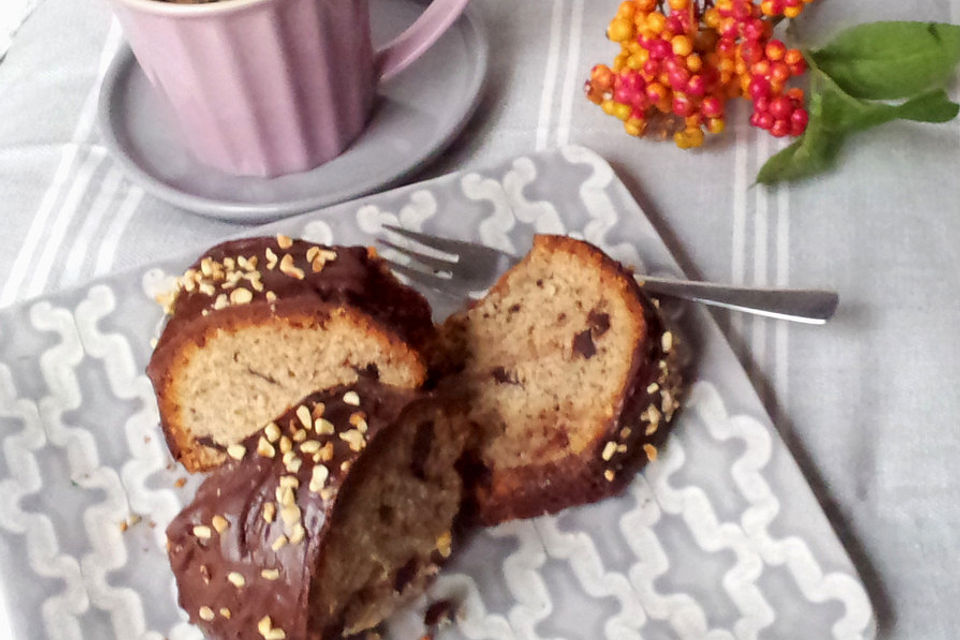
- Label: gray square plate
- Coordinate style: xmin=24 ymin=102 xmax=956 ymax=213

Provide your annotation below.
xmin=0 ymin=146 xmax=875 ymax=640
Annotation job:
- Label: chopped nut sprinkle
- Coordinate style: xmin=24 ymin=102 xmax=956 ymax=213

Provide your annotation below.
xmin=219 ymin=608 xmax=231 ymax=619
xmin=661 ymin=331 xmax=674 ymax=353
xmin=289 ymin=523 xmax=306 ymax=545
xmin=296 ymin=405 xmax=312 ymax=431
xmin=620 ymin=427 xmax=632 ymax=439
xmin=285 ymin=457 xmax=303 ymax=474
xmin=258 ymin=615 xmax=274 ymax=637
xmin=276 ymin=234 xmax=293 ymax=249
xmin=193 ymin=525 xmax=212 ymax=539
xmin=263 ymin=502 xmax=276 ymax=523
xmin=604 ymin=469 xmax=616 ymax=482
xmin=320 ymin=487 xmax=335 ymax=501
xmin=306 ymin=246 xmax=320 ymax=262
xmin=318 ymin=442 xmax=334 ymax=461
xmin=311 ymin=402 xmax=326 ymax=418
xmin=213 ymin=294 xmax=229 ymax=310
xmin=279 ymin=475 xmax=300 ymax=489
xmin=227 ymin=444 xmax=247 ymax=460
xmin=265 ymin=248 xmax=278 ymax=270
xmin=309 ymin=465 xmax=329 ymax=493
xmin=199 ymin=606 xmax=215 ymax=622
xmin=617 ymin=444 xmax=628 ymax=453
xmin=277 ymin=486 xmax=295 ymax=507
xmin=279 ymin=254 xmax=305 ymax=279
xmin=643 ymin=444 xmax=658 ymax=461
xmin=642 ymin=404 xmax=662 ymax=425
xmin=263 ymin=422 xmax=281 ymax=443
xmin=436 ymin=531 xmax=452 ymax=558
xmin=227 ymin=572 xmax=245 ymax=588
xmin=339 ymin=429 xmax=365 ymax=452
xmin=646 ymin=382 xmax=660 ymax=394
xmin=645 ymin=423 xmax=659 ymax=436
xmin=266 ymin=291 xmax=277 ymax=302
xmin=300 ymin=440 xmax=321 ymax=454
xmin=342 ymin=390 xmax=361 ymax=406
xmin=601 ymin=441 xmax=618 ymax=461
xmin=271 ymin=535 xmax=288 ymax=551
xmin=292 ymin=428 xmax=307 ymax=443
xmin=315 ymin=418 xmax=335 ymax=435
xmin=211 ymin=515 xmax=229 ymax=533
xmin=261 ymin=568 xmax=281 ymax=580
xmin=349 ymin=412 xmax=369 ymax=433
xmin=340 ymin=460 xmax=352 ymax=473
xmin=279 ymin=436 xmax=293 ymax=454
xmin=257 ymin=436 xmax=276 ymax=458
xmin=198 ymin=282 xmax=216 ymax=296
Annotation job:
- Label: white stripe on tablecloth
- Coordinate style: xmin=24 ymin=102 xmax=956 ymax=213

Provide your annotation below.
xmin=555 ymin=0 xmax=584 ymax=147
xmin=535 ymin=0 xmax=566 ymax=151
xmin=775 ymin=182 xmax=790 ymax=421
xmin=24 ymin=147 xmax=108 ymax=298
xmin=730 ymin=119 xmax=749 ymax=338
xmin=0 ymin=20 xmax=122 ymax=307
xmin=94 ymin=184 xmax=145 ymax=276
xmin=59 ymin=166 xmax=124 ymax=287
xmin=751 ymin=134 xmax=770 ymax=378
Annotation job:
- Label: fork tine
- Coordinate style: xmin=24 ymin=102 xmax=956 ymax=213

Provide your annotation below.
xmin=382 ymin=225 xmax=505 ymax=261
xmin=382 ymin=259 xmax=466 ymax=299
xmin=378 ymin=239 xmax=458 ymax=274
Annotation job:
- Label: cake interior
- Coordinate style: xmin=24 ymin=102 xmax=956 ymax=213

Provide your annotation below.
xmin=310 ymin=405 xmax=466 ymax=636
xmin=441 ymin=242 xmax=646 ymax=469
xmin=168 ymin=310 xmax=423 ymax=467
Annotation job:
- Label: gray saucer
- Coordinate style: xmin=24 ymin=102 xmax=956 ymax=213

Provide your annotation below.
xmin=98 ymin=0 xmax=488 ymax=223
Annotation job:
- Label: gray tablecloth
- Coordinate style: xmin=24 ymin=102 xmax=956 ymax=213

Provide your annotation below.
xmin=1 ymin=1 xmax=959 ymax=638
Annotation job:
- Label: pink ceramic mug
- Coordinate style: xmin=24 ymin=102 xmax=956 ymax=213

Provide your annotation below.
xmin=107 ymin=0 xmax=471 ymax=177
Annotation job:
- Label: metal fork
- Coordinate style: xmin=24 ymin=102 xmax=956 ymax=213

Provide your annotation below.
xmin=379 ymin=225 xmax=838 ymax=324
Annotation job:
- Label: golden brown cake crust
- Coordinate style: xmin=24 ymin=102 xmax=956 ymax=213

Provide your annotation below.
xmin=438 ymin=235 xmax=683 ymax=525
xmin=147 ymin=236 xmax=435 ymax=472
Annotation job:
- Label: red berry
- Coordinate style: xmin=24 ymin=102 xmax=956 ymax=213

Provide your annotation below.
xmin=790 ymin=107 xmax=809 ymax=129
xmin=685 ymin=74 xmax=706 ymax=96
xmin=669 ymin=70 xmax=690 ymax=90
xmin=748 ymin=77 xmax=770 ymax=99
xmin=673 ymin=94 xmax=695 ymax=116
xmin=666 ymin=15 xmax=684 ymax=35
xmin=790 ymin=121 xmax=806 ymax=137
xmin=701 ymin=96 xmax=723 ymax=118
xmin=742 ymin=18 xmax=766 ymax=41
xmin=756 ymin=112 xmax=775 ymax=130
xmin=750 ymin=111 xmax=763 ymax=127
xmin=765 ymin=39 xmax=786 ymax=61
xmin=770 ymin=62 xmax=791 ymax=83
xmin=732 ymin=1 xmax=752 ymax=20
xmin=643 ymin=59 xmax=661 ymax=77
xmin=771 ymin=119 xmax=790 ymax=137
xmin=753 ymin=95 xmax=771 ymax=114
xmin=769 ymin=96 xmax=792 ymax=120
xmin=789 ymin=57 xmax=807 ymax=76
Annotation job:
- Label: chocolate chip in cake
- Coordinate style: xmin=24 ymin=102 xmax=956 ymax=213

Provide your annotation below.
xmin=410 ymin=420 xmax=435 ymax=480
xmin=491 ymin=366 xmax=520 ymax=385
xmin=588 ymin=310 xmax=611 ymax=336
xmin=572 ymin=329 xmax=596 ymax=358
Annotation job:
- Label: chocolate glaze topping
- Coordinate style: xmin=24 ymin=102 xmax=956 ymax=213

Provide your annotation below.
xmin=154 ymin=236 xmax=434 ymax=355
xmin=166 ymin=380 xmax=418 ymax=640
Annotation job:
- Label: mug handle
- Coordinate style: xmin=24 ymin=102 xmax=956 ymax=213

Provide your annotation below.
xmin=376 ymin=0 xmax=472 ymax=82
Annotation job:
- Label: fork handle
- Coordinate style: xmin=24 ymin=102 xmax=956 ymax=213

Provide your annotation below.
xmin=638 ymin=276 xmax=838 ymax=325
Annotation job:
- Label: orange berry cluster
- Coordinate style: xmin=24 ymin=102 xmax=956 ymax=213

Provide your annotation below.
xmin=585 ymin=0 xmax=814 ymax=149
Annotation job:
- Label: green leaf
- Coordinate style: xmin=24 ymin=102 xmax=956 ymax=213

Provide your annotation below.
xmin=809 ymin=22 xmax=960 ymax=100
xmin=756 ymin=90 xmax=841 ymax=184
xmin=755 ymin=71 xmax=960 ymax=184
